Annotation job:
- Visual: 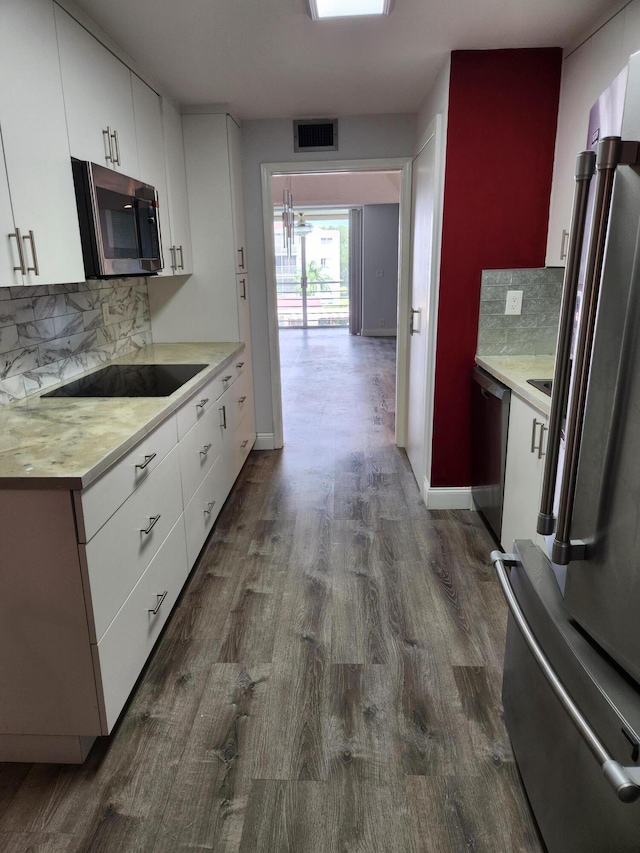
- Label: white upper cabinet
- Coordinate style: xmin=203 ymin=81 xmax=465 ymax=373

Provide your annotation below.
xmin=131 ymin=75 xmax=172 ymax=277
xmin=226 ymin=116 xmax=247 ymax=273
xmin=162 ymin=101 xmax=193 ymax=275
xmin=54 ymin=5 xmax=139 ymax=176
xmin=0 ymin=0 xmax=84 ymax=286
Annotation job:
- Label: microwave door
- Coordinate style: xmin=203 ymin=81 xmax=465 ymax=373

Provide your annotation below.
xmin=134 ymin=189 xmax=162 ymax=273
xmin=96 ymin=187 xmax=140 ymax=276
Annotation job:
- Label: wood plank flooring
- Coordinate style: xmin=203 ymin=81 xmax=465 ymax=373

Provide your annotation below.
xmin=0 ymin=329 xmax=544 ymax=852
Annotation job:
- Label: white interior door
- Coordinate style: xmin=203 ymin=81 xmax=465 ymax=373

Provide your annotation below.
xmin=406 ymin=129 xmax=438 ymax=489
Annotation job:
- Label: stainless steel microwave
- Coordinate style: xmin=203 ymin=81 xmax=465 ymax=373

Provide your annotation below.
xmin=72 ymin=160 xmax=163 ymax=278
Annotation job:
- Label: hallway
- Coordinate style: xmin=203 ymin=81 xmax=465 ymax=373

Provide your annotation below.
xmin=0 ymin=331 xmax=542 ymax=851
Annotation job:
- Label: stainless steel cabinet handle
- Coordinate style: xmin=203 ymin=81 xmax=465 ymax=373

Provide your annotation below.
xmin=219 ymin=405 xmax=227 ymax=429
xmin=9 ymin=228 xmax=27 ymax=274
xmin=537 ymin=423 xmax=547 ymax=459
xmin=23 ymin=231 xmax=39 ymax=276
xmin=204 ymin=500 xmax=216 ymax=516
xmin=531 ymin=419 xmax=546 ymax=458
xmin=560 ymin=228 xmax=570 ymax=260
xmin=103 ymin=126 xmax=114 ymax=163
xmin=141 ymin=514 xmax=161 ymax=535
xmin=409 ymin=307 xmax=420 ymax=335
xmin=177 ymin=245 xmax=184 ymax=270
xmin=236 ymin=361 xmax=244 ymax=369
xmin=200 ymin=443 xmax=212 ymax=456
xmin=240 ymin=278 xmax=247 ymax=299
xmin=135 ymin=452 xmax=156 ymax=470
xmin=111 ymin=128 xmax=121 ymax=166
xmin=149 ymin=590 xmax=168 ymax=615
xmin=491 ymin=550 xmax=640 ymax=804
xmin=553 ymin=137 xmax=633 ymax=565
xmin=538 ymin=150 xmax=596 ymax=537
xmin=195 ymin=398 xmax=209 ymax=410
xmin=169 ymin=246 xmax=177 ymax=271
xmin=238 ymin=247 xmax=245 ymax=269
xmin=241 ymin=439 xmax=249 ymax=449
xmin=223 ymin=374 xmax=233 ymax=383
xmin=238 ymin=396 xmax=247 ymax=403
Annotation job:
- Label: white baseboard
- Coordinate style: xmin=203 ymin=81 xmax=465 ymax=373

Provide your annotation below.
xmin=423 ymin=479 xmax=474 ymax=510
xmin=361 ymin=328 xmax=397 ymax=337
xmin=254 ymin=432 xmax=276 ymax=451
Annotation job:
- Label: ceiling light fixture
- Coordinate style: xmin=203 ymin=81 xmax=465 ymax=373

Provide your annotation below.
xmin=307 ymin=0 xmax=394 ymax=20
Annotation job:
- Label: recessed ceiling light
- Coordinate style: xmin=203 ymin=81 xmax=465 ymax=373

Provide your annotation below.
xmin=308 ymin=0 xmax=394 ymax=20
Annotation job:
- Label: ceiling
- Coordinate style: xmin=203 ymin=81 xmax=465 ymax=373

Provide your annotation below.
xmin=70 ymin=0 xmax=619 ymax=120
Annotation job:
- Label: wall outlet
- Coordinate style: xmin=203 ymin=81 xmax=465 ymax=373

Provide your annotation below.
xmin=379 ymin=319 xmax=385 ymax=326
xmin=505 ymin=290 xmax=523 ymax=315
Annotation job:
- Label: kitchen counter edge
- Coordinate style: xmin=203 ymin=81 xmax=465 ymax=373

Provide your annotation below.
xmin=475 ymin=354 xmax=554 ymax=417
xmin=0 ymin=342 xmax=245 ymax=490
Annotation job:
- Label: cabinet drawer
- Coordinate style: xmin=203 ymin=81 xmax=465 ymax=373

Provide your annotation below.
xmin=184 ymin=454 xmax=227 ymax=568
xmin=226 ymin=369 xmax=253 ymax=433
xmin=93 ymin=516 xmax=188 ymax=732
xmin=82 ymin=445 xmax=183 ymax=642
xmin=78 ymin=415 xmax=177 ymax=542
xmin=176 ymin=374 xmax=218 ymax=440
xmin=178 ymin=402 xmax=223 ymax=507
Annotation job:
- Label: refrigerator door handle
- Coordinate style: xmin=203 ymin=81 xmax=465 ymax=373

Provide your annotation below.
xmin=552 ymin=137 xmax=633 ymax=566
xmin=537 ymin=150 xmax=595 ymax=537
xmin=491 ymin=550 xmax=640 ymax=804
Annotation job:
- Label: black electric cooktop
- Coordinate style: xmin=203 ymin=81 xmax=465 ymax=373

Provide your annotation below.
xmin=42 ymin=363 xmax=208 ymax=398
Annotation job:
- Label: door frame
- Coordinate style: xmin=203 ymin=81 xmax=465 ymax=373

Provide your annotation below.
xmin=261 ymin=157 xmax=412 ymax=449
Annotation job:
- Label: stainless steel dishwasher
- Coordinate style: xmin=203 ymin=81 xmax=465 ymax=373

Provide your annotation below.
xmin=471 ymin=366 xmax=511 ymax=542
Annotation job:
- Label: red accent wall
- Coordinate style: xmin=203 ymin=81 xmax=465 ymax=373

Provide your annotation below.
xmin=431 ymin=48 xmax=562 ymax=488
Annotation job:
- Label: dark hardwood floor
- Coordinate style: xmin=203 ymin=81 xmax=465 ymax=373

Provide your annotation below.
xmin=0 ymin=328 xmax=543 ymax=852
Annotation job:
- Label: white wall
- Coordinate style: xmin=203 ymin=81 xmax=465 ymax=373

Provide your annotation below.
xmin=361 ymin=204 xmax=400 ymax=336
xmin=241 ymin=114 xmax=416 ymax=438
xmin=546 ymin=0 xmax=640 ymax=265
xmin=415 ymin=58 xmax=450 ymax=154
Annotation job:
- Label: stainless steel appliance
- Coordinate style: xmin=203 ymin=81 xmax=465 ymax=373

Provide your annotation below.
xmin=471 ymin=366 xmax=510 ymax=541
xmin=72 ymin=160 xmax=163 ymax=278
xmin=492 ymin=52 xmax=640 ymax=851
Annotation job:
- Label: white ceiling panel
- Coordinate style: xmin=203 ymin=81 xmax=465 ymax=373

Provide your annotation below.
xmin=69 ymin=0 xmax=619 ymax=119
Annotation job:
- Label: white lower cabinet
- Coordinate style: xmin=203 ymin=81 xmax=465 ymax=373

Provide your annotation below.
xmin=0 ymin=354 xmax=255 ymax=763
xmin=501 ymin=394 xmax=549 ymax=552
xmin=81 ymin=444 xmax=184 ymax=642
xmin=184 ymin=453 xmax=226 ymax=567
xmin=93 ymin=515 xmax=188 ymax=731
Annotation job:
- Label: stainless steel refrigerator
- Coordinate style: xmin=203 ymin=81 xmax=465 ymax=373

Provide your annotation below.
xmin=492 ymin=51 xmax=640 ymax=852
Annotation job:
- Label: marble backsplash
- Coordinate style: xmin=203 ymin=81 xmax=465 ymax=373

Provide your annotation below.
xmin=0 ymin=279 xmax=152 ymax=405
xmin=476 ymin=267 xmax=564 ymax=356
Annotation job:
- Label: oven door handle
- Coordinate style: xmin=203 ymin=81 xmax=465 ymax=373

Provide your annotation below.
xmin=491 ymin=549 xmax=640 ymax=804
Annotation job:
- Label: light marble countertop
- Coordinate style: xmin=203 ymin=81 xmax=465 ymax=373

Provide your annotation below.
xmin=475 ymin=354 xmax=555 ymax=416
xmin=0 ymin=342 xmax=244 ymax=489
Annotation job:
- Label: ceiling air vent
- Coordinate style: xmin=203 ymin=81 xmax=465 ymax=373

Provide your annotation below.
xmin=293 ymin=119 xmax=338 ymax=152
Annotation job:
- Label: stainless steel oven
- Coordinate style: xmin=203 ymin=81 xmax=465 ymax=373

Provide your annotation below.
xmin=72 ymin=160 xmax=163 ymax=278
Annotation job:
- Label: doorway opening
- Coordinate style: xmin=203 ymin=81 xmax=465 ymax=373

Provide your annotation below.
xmin=261 ymin=158 xmax=413 ymax=449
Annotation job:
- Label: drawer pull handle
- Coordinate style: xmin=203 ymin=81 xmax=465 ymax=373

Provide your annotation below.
xmin=204 ymin=500 xmax=216 ymax=516
xmin=141 ymin=514 xmax=161 ymax=535
xmin=135 ymin=452 xmax=157 ymax=471
xmin=241 ymin=439 xmax=249 ymax=449
xmin=238 ymin=396 xmax=247 ymax=403
xmin=149 ymin=590 xmax=168 ymax=615
xmin=220 ymin=405 xmax=227 ymax=429
xmin=237 ymin=361 xmax=245 ymax=369
xmin=223 ymin=375 xmax=233 ymax=383
xmin=196 ymin=398 xmax=209 ymax=410
xmin=200 ymin=443 xmax=212 ymax=456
